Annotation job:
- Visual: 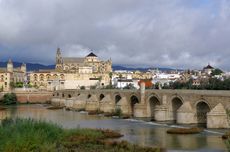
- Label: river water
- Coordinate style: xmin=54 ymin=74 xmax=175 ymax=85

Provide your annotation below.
xmin=0 ymin=104 xmax=228 ymax=152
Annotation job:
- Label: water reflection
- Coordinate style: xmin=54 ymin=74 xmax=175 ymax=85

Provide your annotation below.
xmin=0 ymin=104 xmax=227 ymax=151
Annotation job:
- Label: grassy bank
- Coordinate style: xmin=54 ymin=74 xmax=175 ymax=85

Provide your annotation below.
xmin=0 ymin=118 xmax=160 ymax=152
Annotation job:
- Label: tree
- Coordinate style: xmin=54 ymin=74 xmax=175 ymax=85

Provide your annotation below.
xmin=0 ymin=85 xmax=3 ymax=92
xmin=15 ymin=82 xmax=23 ymax=88
xmin=10 ymin=82 xmax=15 ymax=89
xmin=123 ymin=83 xmax=136 ymax=90
xmin=109 ymin=72 xmax=113 ymax=86
xmin=2 ymin=93 xmax=17 ymax=105
xmin=211 ymin=68 xmax=223 ymax=76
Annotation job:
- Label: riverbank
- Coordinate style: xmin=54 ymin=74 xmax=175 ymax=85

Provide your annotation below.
xmin=0 ymin=104 xmax=227 ymax=151
xmin=0 ymin=118 xmax=161 ymax=152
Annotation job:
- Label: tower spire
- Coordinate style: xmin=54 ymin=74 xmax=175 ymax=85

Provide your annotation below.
xmin=55 ymin=48 xmax=63 ymax=71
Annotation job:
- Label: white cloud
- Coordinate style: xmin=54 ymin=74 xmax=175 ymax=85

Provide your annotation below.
xmin=0 ymin=0 xmax=230 ymax=70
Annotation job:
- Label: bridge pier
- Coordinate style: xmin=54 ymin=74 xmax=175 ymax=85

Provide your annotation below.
xmin=177 ymin=102 xmax=196 ymax=124
xmin=207 ymin=103 xmax=229 ymax=128
xmin=134 ymin=104 xmax=148 ymax=117
xmin=117 ymin=96 xmax=130 ymax=115
xmin=72 ymin=94 xmax=87 ymax=110
xmin=65 ymin=98 xmax=74 ymax=109
xmin=99 ymin=95 xmax=114 ymax=113
xmin=85 ymin=95 xmax=99 ymax=111
xmin=51 ymin=97 xmax=61 ymax=106
xmin=154 ymin=105 xmax=170 ymax=121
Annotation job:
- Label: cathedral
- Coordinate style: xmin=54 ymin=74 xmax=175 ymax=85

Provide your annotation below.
xmin=55 ymin=48 xmax=112 ymax=74
xmin=29 ymin=48 xmax=112 ymax=90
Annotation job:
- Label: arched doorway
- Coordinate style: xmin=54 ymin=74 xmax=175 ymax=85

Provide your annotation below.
xmin=172 ymin=97 xmax=183 ymax=122
xmin=196 ymin=101 xmax=210 ymax=126
xmin=149 ymin=96 xmax=160 ymax=120
xmin=130 ymin=95 xmax=139 ymax=117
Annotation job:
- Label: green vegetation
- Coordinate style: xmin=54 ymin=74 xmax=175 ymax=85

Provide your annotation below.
xmin=114 ymin=108 xmax=123 ymax=118
xmin=88 ymin=109 xmax=104 ymax=115
xmin=0 ymin=85 xmax=3 ymax=92
xmin=10 ymin=82 xmax=24 ymax=88
xmin=123 ymin=84 xmax=136 ymax=90
xmin=2 ymin=93 xmax=17 ymax=105
xmin=90 ymin=85 xmax=97 ymax=89
xmin=166 ymin=127 xmax=203 ymax=134
xmin=163 ymin=78 xmax=230 ymax=90
xmin=80 ymin=86 xmax=86 ymax=90
xmin=103 ymin=84 xmax=117 ymax=89
xmin=222 ymin=131 xmax=230 ymax=151
xmin=211 ymin=68 xmax=223 ymax=76
xmin=0 ymin=118 xmax=160 ymax=152
xmin=47 ymin=106 xmax=64 ymax=110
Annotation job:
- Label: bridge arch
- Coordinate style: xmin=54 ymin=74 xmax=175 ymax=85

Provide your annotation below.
xmin=171 ymin=96 xmax=183 ymax=122
xmin=147 ymin=94 xmax=161 ymax=120
xmin=99 ymin=94 xmax=105 ymax=101
xmin=195 ymin=100 xmax=211 ymax=126
xmin=114 ymin=94 xmax=122 ymax=107
xmin=87 ymin=94 xmax=92 ymax=99
xmin=130 ymin=95 xmax=140 ymax=117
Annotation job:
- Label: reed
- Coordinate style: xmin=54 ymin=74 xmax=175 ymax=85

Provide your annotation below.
xmin=0 ymin=118 xmax=161 ymax=152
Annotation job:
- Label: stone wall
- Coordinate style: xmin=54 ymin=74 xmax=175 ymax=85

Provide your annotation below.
xmin=0 ymin=91 xmax=53 ymax=104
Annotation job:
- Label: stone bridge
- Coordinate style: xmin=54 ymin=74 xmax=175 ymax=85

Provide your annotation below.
xmin=51 ymin=85 xmax=230 ymax=128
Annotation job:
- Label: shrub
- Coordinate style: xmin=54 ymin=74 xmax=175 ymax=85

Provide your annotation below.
xmin=114 ymin=108 xmax=123 ymax=118
xmin=0 ymin=86 xmax=3 ymax=92
xmin=90 ymin=85 xmax=97 ymax=90
xmin=0 ymin=118 xmax=160 ymax=152
xmin=2 ymin=93 xmax=17 ymax=105
xmin=80 ymin=86 xmax=86 ymax=90
xmin=15 ymin=82 xmax=24 ymax=88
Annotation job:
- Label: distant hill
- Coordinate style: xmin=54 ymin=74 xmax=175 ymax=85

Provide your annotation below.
xmin=0 ymin=62 xmax=177 ymax=72
xmin=0 ymin=62 xmax=55 ymax=71
xmin=112 ymin=65 xmax=175 ymax=72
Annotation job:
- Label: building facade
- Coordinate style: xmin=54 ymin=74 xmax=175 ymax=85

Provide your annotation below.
xmin=0 ymin=59 xmax=26 ymax=91
xmin=29 ymin=48 xmax=112 ymax=90
xmin=55 ymin=48 xmax=112 ymax=74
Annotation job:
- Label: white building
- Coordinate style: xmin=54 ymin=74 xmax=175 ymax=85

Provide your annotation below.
xmin=152 ymin=73 xmax=181 ymax=86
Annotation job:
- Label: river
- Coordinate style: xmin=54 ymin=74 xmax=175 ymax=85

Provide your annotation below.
xmin=0 ymin=104 xmax=228 ymax=152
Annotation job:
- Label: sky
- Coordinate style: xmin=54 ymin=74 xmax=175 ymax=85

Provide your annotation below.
xmin=0 ymin=0 xmax=230 ymax=70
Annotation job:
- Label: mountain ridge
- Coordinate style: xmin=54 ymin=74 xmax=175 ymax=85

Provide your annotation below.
xmin=0 ymin=62 xmax=176 ymax=72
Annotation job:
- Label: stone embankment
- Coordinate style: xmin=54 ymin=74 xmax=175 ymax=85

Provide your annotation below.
xmin=0 ymin=91 xmax=53 ymax=104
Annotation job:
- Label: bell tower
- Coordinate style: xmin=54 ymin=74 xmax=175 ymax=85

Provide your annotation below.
xmin=7 ymin=59 xmax=13 ymax=73
xmin=55 ymin=48 xmax=63 ymax=71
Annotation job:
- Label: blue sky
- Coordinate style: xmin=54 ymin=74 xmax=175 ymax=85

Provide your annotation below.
xmin=0 ymin=0 xmax=230 ymax=70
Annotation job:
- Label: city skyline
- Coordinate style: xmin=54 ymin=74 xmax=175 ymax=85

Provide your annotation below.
xmin=0 ymin=0 xmax=230 ymax=70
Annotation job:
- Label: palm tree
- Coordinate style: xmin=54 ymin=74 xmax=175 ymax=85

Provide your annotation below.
xmin=109 ymin=72 xmax=113 ymax=86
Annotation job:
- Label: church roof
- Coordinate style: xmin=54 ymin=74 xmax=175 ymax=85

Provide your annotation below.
xmin=62 ymin=57 xmax=85 ymax=64
xmin=204 ymin=64 xmax=214 ymax=69
xmin=86 ymin=52 xmax=97 ymax=57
